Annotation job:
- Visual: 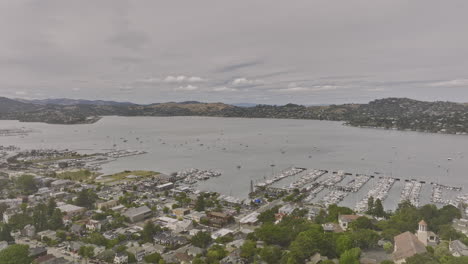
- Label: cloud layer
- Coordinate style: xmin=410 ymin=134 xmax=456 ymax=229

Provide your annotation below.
xmin=1 ymin=0 xmax=468 ymax=104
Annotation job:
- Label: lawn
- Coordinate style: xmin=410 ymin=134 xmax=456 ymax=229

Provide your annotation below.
xmin=96 ymin=170 xmax=158 ymax=184
xmin=56 ymin=169 xmax=97 ymax=181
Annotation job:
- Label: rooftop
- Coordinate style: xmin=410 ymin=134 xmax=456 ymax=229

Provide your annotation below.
xmin=393 ymin=231 xmax=427 ymax=261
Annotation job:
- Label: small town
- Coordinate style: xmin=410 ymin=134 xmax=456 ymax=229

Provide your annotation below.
xmin=0 ymin=145 xmax=467 ymax=264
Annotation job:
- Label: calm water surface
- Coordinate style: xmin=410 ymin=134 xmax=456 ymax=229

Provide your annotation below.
xmin=0 ymin=116 xmax=466 ymax=209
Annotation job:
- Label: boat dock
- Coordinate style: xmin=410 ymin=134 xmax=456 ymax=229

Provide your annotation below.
xmin=355 ymin=177 xmax=395 ymax=212
xmin=254 ymin=167 xmax=306 ymax=188
xmin=400 ymin=180 xmax=423 ymax=207
xmin=286 ymin=169 xmax=327 ymax=190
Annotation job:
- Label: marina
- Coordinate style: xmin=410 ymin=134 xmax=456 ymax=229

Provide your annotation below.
xmin=355 ymin=177 xmax=396 ymax=212
xmin=286 ymin=169 xmax=327 ymax=190
xmin=254 ymin=167 xmax=306 ymax=188
xmin=0 ymin=116 xmax=467 ymax=211
xmin=176 ymin=168 xmax=222 ymax=184
xmin=400 ymin=180 xmax=423 ymax=207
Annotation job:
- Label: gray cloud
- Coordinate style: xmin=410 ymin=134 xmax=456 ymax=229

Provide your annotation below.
xmin=215 ymin=60 xmax=264 ymax=73
xmin=0 ymin=0 xmax=468 ymax=104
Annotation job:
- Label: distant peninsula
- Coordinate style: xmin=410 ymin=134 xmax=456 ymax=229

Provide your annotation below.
xmin=0 ymin=97 xmax=467 ymax=135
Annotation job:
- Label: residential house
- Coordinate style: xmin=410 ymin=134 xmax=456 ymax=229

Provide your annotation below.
xmin=111 ymin=205 xmax=126 ymax=213
xmin=153 ymin=231 xmax=188 ymax=248
xmin=128 ymin=246 xmax=146 ymax=262
xmin=3 ymin=207 xmax=21 ymax=224
xmin=453 ymin=218 xmax=468 ymax=235
xmin=57 ymin=204 xmax=86 ymax=217
xmin=85 ymin=219 xmax=102 ymax=232
xmin=51 ymin=180 xmax=73 ymax=189
xmin=37 ymin=230 xmax=57 ymax=241
xmin=239 ymin=212 xmax=260 ymax=226
xmin=155 ymin=182 xmax=174 ymax=192
xmin=70 ymin=224 xmax=84 ymax=235
xmin=22 ymin=224 xmax=36 ymax=238
xmin=95 ymin=199 xmax=119 ymax=210
xmin=450 ymin=240 xmax=468 ymax=257
xmin=322 ymin=222 xmax=344 ymax=233
xmin=186 ymin=246 xmax=205 ymax=257
xmin=306 ymin=253 xmax=329 ymax=264
xmin=142 ymin=242 xmax=166 ymax=255
xmin=212 ymin=228 xmax=233 ymax=240
xmin=172 ymin=208 xmax=190 ymax=218
xmin=167 ymin=219 xmax=193 ymax=234
xmin=123 ymin=206 xmax=152 ymax=223
xmin=393 ymin=231 xmax=427 ymax=264
xmin=114 ymin=252 xmax=129 ymax=264
xmin=174 ymin=252 xmax=192 ymax=264
xmin=206 ymin=211 xmax=232 ymax=227
xmin=187 ymin=211 xmax=206 ymax=222
xmin=28 ymin=247 xmax=48 ymax=259
xmin=338 ymin=215 xmax=360 ymax=231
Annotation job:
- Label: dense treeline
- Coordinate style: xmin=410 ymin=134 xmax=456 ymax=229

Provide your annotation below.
xmin=1 ymin=97 xmax=467 ymax=134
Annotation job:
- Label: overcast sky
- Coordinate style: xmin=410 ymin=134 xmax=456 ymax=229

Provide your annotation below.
xmin=1 ymin=0 xmax=468 ymax=104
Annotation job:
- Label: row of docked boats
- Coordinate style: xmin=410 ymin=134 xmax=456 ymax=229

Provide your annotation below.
xmin=355 ymin=177 xmax=396 ymax=212
xmin=320 ymin=190 xmax=348 ymax=207
xmin=286 ymin=169 xmax=327 ymax=190
xmin=255 ymin=167 xmax=306 ymax=188
xmin=105 ymin=149 xmax=147 ymax=158
xmin=176 ymin=168 xmax=222 ymax=184
xmin=400 ymin=180 xmax=423 ymax=207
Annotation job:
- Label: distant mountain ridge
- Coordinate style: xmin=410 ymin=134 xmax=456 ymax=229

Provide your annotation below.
xmin=16 ymin=98 xmax=136 ymax=106
xmin=0 ymin=97 xmax=467 ymax=134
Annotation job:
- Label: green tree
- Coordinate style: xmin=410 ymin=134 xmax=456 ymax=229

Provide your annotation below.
xmin=367 ymin=197 xmax=375 ymax=215
xmin=8 ymin=213 xmax=32 ymax=230
xmin=78 ymin=245 xmax=95 ymax=264
xmin=314 ymin=209 xmax=327 ymax=224
xmin=0 ymin=203 xmax=8 ymax=217
xmin=0 ymin=244 xmax=32 ymax=264
xmin=191 ymin=231 xmax=212 ymax=248
xmin=383 ymin=242 xmax=393 ymax=253
xmin=85 ymin=232 xmax=109 ymax=247
xmin=339 ymin=248 xmax=361 ymax=264
xmin=240 ymin=240 xmax=257 ymax=261
xmin=434 ymin=241 xmax=451 ymax=260
xmin=259 ymin=245 xmax=282 ymax=264
xmin=75 ymin=189 xmax=97 ymax=209
xmin=142 ymin=221 xmax=161 ymax=243
xmin=405 ymin=253 xmax=439 ymax=264
xmin=47 ymin=198 xmax=57 ymax=216
xmin=15 ymin=174 xmax=37 ymax=194
xmin=258 ymin=206 xmax=280 ymax=223
xmin=336 ymin=234 xmax=353 ymax=255
xmin=326 ymin=204 xmax=353 ymax=222
xmin=373 ymin=199 xmax=385 ymax=217
xmin=32 ymin=203 xmax=48 ymax=231
xmin=48 ymin=208 xmax=64 ymax=230
xmin=206 ymin=244 xmax=227 ymax=264
xmin=195 ymin=195 xmax=206 ymax=212
xmin=128 ymin=252 xmax=137 ymax=263
xmin=0 ymin=224 xmax=13 ymax=242
xmin=350 ymin=229 xmax=380 ymax=249
xmin=144 ymin=252 xmax=163 ymax=263
xmin=349 ymin=216 xmax=375 ymax=230
xmin=288 ymin=228 xmax=327 ymax=263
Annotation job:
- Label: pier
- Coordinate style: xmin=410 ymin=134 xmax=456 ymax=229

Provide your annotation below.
xmin=400 ymin=180 xmax=423 ymax=207
xmin=254 ymin=167 xmax=306 ymax=188
xmin=355 ymin=177 xmax=395 ymax=212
